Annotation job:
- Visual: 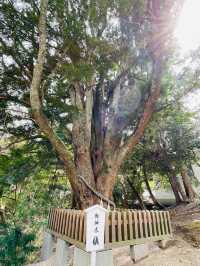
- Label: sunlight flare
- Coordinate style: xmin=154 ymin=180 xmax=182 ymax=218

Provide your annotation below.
xmin=175 ymin=0 xmax=200 ymax=54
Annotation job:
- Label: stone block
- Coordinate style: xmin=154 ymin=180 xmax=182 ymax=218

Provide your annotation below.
xmin=73 ymin=247 xmax=113 ymax=266
xmin=130 ymin=244 xmax=149 ymax=262
xmin=55 ymin=239 xmax=70 ymax=266
xmin=41 ymin=232 xmax=54 ymax=261
xmin=158 ymin=239 xmax=168 ymax=249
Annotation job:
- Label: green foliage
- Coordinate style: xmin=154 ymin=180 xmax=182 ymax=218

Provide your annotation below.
xmin=0 ymin=0 xmax=173 ymax=145
xmin=63 ymin=62 xmax=94 ymax=82
xmin=0 ymin=143 xmax=71 ymax=222
xmin=0 ymin=224 xmax=36 ymax=266
xmin=0 ymin=149 xmax=35 ymax=185
xmin=147 ymin=108 xmax=200 ymax=174
xmin=0 ymin=142 xmax=71 ymax=263
xmin=114 ymin=159 xmax=145 ymax=208
xmin=116 ymin=105 xmax=200 ymax=208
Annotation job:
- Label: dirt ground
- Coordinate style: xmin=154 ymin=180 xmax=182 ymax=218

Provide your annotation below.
xmin=128 ymin=210 xmax=200 ymax=266
xmin=29 ymin=208 xmax=200 ymax=266
xmin=114 ymin=236 xmax=200 ymax=266
xmin=114 ymin=209 xmax=200 ymax=266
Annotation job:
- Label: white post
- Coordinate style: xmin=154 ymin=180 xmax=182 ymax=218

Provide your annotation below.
xmin=90 ymin=251 xmax=96 ymax=266
xmin=55 ymin=239 xmax=70 ymax=266
xmin=73 ymin=247 xmax=113 ymax=266
xmin=85 ymin=205 xmax=107 ymax=253
xmin=41 ymin=231 xmax=54 ymax=261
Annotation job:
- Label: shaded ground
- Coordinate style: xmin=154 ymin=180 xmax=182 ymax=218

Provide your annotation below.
xmin=172 ymin=206 xmax=200 ymax=249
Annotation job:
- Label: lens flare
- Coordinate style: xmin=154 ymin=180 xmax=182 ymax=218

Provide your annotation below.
xmin=175 ymin=0 xmax=200 ymax=54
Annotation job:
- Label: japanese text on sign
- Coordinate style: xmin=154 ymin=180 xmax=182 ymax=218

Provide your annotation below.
xmin=85 ymin=205 xmax=107 ymax=252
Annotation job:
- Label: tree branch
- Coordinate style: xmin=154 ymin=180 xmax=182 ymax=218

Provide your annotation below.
xmin=29 ymin=0 xmax=75 ymax=179
xmin=155 ymin=81 xmax=200 ymax=113
xmin=117 ymin=59 xmax=163 ymax=163
xmin=116 ymin=0 xmax=173 ymax=164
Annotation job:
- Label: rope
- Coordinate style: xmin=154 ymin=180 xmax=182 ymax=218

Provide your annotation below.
xmin=77 ymin=175 xmax=116 ymax=209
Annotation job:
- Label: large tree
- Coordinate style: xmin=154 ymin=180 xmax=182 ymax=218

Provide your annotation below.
xmin=1 ymin=0 xmax=184 ymax=208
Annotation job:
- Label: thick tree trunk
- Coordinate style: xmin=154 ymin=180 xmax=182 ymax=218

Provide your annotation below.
xmin=71 ymin=187 xmax=95 ymax=210
xmin=71 ymin=178 xmax=96 ymax=209
xmin=181 ymin=168 xmax=196 ymax=202
xmin=96 ymin=168 xmax=118 ymax=199
xmin=72 ymin=171 xmax=117 ymax=209
xmin=70 ymin=147 xmax=118 ymax=209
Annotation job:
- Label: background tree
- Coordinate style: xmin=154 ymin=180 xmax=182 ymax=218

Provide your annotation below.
xmin=118 ymin=106 xmax=200 ymax=208
xmin=148 ymin=108 xmax=200 ymax=203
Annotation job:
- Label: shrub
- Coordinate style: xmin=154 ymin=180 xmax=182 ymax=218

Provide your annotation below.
xmin=0 ymin=224 xmax=37 ymax=266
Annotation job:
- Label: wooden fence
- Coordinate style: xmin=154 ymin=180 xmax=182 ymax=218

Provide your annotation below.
xmin=47 ymin=208 xmax=172 ymax=250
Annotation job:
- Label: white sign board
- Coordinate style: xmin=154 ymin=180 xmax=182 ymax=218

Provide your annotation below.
xmin=85 ymin=205 xmax=107 ymax=252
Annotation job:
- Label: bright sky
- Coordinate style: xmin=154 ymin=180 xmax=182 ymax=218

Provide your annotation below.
xmin=175 ymin=0 xmax=200 ymax=54
xmin=175 ymin=0 xmax=200 ymax=114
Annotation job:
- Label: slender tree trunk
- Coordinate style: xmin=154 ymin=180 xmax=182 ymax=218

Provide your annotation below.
xmin=127 ymin=178 xmax=146 ymax=210
xmin=0 ymin=209 xmax=5 ymax=225
xmin=168 ymin=174 xmax=184 ymax=205
xmin=176 ymin=177 xmax=187 ymax=202
xmin=163 ymin=153 xmax=186 ymax=204
xmin=120 ymin=181 xmax=129 ymax=209
xmin=142 ymin=162 xmax=165 ymax=208
xmin=143 ymin=170 xmax=164 ymax=209
xmin=188 ymin=164 xmax=200 ymax=184
xmin=181 ymin=168 xmax=196 ymax=202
